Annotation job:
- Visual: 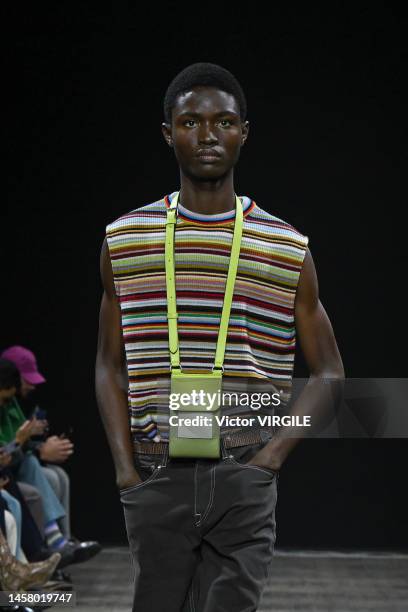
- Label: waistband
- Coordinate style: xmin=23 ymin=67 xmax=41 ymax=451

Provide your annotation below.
xmin=133 ymin=427 xmax=275 ymax=455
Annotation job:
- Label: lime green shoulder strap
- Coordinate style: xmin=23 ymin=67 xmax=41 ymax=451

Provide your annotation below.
xmin=165 ymin=191 xmax=243 ymax=372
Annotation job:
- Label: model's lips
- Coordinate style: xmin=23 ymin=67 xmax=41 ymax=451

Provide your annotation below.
xmin=196 ymin=149 xmax=222 ymax=159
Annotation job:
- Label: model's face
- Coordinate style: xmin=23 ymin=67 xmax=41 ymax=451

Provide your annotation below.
xmin=162 ymin=86 xmax=249 ymax=180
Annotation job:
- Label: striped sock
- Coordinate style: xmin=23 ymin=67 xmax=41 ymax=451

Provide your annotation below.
xmin=44 ymin=521 xmax=68 ymax=550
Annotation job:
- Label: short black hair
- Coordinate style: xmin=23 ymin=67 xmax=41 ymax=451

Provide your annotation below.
xmin=163 ymin=62 xmax=247 ymax=124
xmin=0 ymin=358 xmax=20 ymax=391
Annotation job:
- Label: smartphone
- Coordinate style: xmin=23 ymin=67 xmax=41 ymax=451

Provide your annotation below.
xmin=1 ymin=441 xmax=18 ymax=454
xmin=32 ymin=406 xmax=47 ymax=420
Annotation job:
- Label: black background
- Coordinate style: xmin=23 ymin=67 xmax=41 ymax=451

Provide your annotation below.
xmin=2 ymin=5 xmax=407 ymax=548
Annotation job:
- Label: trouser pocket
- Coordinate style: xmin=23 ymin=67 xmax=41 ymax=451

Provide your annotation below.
xmin=221 ymin=438 xmax=277 ymax=478
xmin=120 ymin=447 xmax=169 ymax=497
xmin=119 ymin=466 xmax=162 ymax=496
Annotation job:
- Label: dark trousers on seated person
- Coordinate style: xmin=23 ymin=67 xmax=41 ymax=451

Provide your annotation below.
xmin=120 ymin=437 xmax=278 ymax=612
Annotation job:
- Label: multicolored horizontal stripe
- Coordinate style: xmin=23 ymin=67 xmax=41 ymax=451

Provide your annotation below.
xmin=106 ymin=191 xmax=309 ymax=442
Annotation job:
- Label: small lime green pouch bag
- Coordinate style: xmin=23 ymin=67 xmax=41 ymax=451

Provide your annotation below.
xmin=165 ymin=191 xmax=243 ymax=459
xmin=169 ymin=370 xmax=222 ymax=458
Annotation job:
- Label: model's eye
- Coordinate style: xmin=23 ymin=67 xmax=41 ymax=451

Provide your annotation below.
xmin=220 ymin=119 xmax=232 ymax=127
xmin=184 ymin=120 xmax=197 ymax=127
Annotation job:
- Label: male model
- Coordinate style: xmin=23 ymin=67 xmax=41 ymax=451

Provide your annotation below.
xmin=95 ymin=62 xmax=344 ymax=612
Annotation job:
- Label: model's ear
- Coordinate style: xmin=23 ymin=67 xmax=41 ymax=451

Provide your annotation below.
xmin=161 ymin=122 xmax=173 ymax=147
xmin=241 ymin=120 xmax=249 ymax=146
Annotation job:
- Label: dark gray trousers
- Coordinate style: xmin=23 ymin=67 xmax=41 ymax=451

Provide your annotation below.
xmin=120 ymin=437 xmax=278 ymax=612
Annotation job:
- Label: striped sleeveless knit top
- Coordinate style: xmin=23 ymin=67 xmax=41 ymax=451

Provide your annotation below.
xmin=106 ymin=191 xmax=309 ymax=442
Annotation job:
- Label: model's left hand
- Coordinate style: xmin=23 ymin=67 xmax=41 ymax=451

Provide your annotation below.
xmin=247 ymin=445 xmax=282 ymax=472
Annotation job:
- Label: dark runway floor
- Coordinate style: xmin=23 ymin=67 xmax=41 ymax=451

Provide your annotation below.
xmin=69 ymin=547 xmax=408 ymax=611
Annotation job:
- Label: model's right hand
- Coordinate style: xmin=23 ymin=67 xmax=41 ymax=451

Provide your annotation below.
xmin=117 ymin=469 xmax=142 ymax=491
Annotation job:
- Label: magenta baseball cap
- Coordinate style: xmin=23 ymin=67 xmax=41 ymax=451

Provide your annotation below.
xmin=0 ymin=345 xmax=46 ymax=385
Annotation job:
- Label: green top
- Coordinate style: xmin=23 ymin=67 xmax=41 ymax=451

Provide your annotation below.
xmin=0 ymin=396 xmax=26 ymax=446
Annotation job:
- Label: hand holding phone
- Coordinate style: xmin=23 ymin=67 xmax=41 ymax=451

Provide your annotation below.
xmin=32 ymin=406 xmax=47 ymax=420
xmin=31 ymin=417 xmax=48 ymax=435
xmin=1 ymin=441 xmax=18 ymax=455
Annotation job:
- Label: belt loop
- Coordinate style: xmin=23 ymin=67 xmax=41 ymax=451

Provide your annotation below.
xmin=161 ymin=442 xmax=169 ymax=467
xmin=220 ymin=435 xmax=230 ymax=459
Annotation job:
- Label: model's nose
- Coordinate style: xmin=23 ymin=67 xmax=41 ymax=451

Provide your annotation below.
xmin=198 ymin=121 xmax=217 ymax=144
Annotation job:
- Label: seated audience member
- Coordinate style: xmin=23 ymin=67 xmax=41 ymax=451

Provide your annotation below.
xmin=15 ymin=479 xmax=45 ymax=537
xmin=0 ymin=525 xmax=60 ymax=593
xmin=0 ymin=356 xmax=100 ymax=566
xmin=3 ymin=346 xmax=73 ymax=538
xmin=1 ymin=445 xmax=59 ymax=564
xmin=1 ymin=472 xmax=25 ymax=561
xmin=4 ymin=509 xmax=18 ymax=558
xmin=1 ymin=448 xmax=61 ymax=591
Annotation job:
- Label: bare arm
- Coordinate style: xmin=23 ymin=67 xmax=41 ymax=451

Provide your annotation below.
xmin=249 ymin=248 xmax=345 ymax=470
xmin=95 ymin=238 xmax=141 ymax=490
